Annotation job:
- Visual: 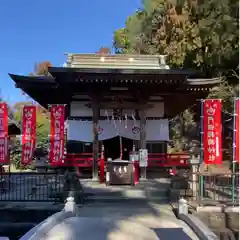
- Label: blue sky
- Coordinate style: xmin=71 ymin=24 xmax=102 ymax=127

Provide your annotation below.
xmin=0 ymin=0 xmax=141 ymax=105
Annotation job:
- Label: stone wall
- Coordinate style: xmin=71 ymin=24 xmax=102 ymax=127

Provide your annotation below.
xmin=193 ymin=209 xmax=239 ymax=239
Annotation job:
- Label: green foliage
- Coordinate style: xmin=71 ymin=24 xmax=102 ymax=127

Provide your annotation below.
xmin=10 ymin=138 xmax=22 ymax=169
xmin=10 ymin=102 xmax=50 ymax=169
xmin=114 ymin=0 xmax=239 ymax=153
xmin=114 ymin=0 xmax=239 ymax=77
xmin=208 ymin=79 xmax=239 ymax=114
xmin=169 ymin=109 xmax=198 ymax=152
xmin=13 ymin=102 xmax=49 ymax=144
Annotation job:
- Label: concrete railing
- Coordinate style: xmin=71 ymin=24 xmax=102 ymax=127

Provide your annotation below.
xmin=179 ymin=214 xmax=218 ymax=240
xmin=19 ymin=197 xmax=78 ymax=240
xmin=177 ymin=198 xmax=219 ymax=240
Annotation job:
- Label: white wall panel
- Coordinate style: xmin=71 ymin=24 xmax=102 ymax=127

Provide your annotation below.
xmin=70 ymin=101 xmax=164 ymax=118
xmin=70 ymin=102 xmax=92 ymax=117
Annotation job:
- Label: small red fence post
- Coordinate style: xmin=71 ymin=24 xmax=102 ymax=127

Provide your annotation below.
xmin=99 ymin=145 xmax=105 ymax=183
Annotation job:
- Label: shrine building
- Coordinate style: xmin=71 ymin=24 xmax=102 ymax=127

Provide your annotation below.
xmin=9 ymin=53 xmax=221 ymax=179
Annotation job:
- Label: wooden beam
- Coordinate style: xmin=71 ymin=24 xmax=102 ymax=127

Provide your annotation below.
xmin=139 ymin=108 xmax=147 ymax=180
xmin=92 ymin=96 xmax=100 ymax=181
xmin=86 ymin=102 xmax=154 ymax=110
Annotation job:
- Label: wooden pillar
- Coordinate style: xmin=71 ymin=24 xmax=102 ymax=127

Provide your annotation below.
xmin=139 ymin=109 xmax=147 ymax=180
xmin=92 ymin=98 xmax=100 ymax=181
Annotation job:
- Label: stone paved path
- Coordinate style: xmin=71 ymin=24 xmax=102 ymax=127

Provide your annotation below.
xmin=43 ymin=203 xmax=199 ymax=240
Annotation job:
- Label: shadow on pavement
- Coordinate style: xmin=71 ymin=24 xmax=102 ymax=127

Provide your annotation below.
xmin=152 ymin=228 xmax=192 ymax=240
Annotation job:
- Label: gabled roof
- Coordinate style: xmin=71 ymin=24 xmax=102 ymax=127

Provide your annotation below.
xmin=8 ymin=53 xmax=222 ymax=107
xmin=48 ymin=66 xmax=195 ymax=84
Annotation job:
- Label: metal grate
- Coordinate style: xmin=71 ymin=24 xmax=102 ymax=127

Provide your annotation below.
xmin=0 ymin=172 xmax=64 ymax=202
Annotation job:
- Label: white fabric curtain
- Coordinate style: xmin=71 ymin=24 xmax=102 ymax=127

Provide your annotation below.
xmin=67 ymin=119 xmax=169 ymax=142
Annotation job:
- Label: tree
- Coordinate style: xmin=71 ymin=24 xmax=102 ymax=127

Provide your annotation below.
xmin=113 ymin=0 xmax=239 ymax=154
xmin=207 ymin=79 xmax=239 ymax=114
xmin=10 ymin=102 xmax=49 ymax=169
xmin=13 ymin=102 xmax=49 ymax=144
xmin=96 ymin=47 xmax=111 ymax=54
xmin=114 ymin=0 xmax=239 ymax=77
xmin=29 ymin=61 xmax=52 ymax=76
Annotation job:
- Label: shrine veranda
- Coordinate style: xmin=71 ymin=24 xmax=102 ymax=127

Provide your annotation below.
xmin=8 ymin=54 xmax=225 ymax=178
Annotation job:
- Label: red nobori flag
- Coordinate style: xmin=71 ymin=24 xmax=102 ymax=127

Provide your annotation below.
xmin=22 ymin=106 xmax=36 ymax=165
xmin=49 ymin=105 xmax=65 ymax=166
xmin=0 ymin=103 xmax=8 ymax=164
xmin=234 ymin=99 xmax=239 ymax=163
xmin=203 ymin=99 xmax=222 ymax=164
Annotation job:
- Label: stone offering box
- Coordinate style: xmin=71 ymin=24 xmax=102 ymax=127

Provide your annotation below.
xmin=107 ymin=160 xmax=134 ymax=185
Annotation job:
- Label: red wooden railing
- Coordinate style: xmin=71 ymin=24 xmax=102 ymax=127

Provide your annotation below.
xmin=148 ymin=153 xmax=190 ymax=167
xmin=51 ymin=153 xmax=101 ymax=167
xmin=51 ymin=152 xmax=190 ymax=168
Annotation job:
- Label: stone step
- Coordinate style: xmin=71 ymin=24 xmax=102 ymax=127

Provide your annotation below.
xmin=84 ymin=188 xmax=169 ymax=203
xmin=77 ymin=178 xmax=171 ymax=203
xmin=85 ymin=196 xmax=169 ymax=204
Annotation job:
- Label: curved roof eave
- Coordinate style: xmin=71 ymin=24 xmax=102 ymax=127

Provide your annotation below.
xmin=8 ymin=73 xmax=55 ymax=84
xmin=186 ymin=77 xmax=222 ymax=85
xmin=48 ymin=66 xmax=197 ymax=76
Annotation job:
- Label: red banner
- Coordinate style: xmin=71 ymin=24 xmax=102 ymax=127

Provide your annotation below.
xmin=0 ymin=103 xmax=8 ymax=164
xmin=49 ymin=105 xmax=65 ymax=166
xmin=234 ymin=99 xmax=239 ymax=163
xmin=203 ymin=99 xmax=222 ymax=164
xmin=22 ymin=106 xmax=36 ymax=165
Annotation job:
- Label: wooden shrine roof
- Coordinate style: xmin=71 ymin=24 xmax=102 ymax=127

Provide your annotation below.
xmin=9 ymin=72 xmax=221 ymax=108
xmin=9 ymin=74 xmax=71 ymax=109
xmin=65 ymin=53 xmax=171 ymax=69
xmin=48 ymin=66 xmax=195 ymax=84
xmin=8 ymin=54 xmax=221 ymax=107
xmin=9 ymin=69 xmax=221 ymax=88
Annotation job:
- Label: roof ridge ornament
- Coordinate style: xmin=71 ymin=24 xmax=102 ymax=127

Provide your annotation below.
xmin=66 ymin=54 xmax=73 ymax=67
xmin=65 ymin=53 xmax=171 ymax=70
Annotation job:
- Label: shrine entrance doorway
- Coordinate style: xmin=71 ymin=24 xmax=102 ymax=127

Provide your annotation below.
xmin=103 ymin=137 xmax=134 ymax=161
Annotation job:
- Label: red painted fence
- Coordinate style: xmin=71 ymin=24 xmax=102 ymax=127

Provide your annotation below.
xmin=148 ymin=153 xmax=190 ymax=167
xmin=52 ymin=152 xmax=190 ymax=168
xmin=51 ymin=153 xmax=101 ymax=167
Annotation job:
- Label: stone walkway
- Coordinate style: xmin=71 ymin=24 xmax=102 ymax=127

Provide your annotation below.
xmin=82 ymin=178 xmax=171 ymax=202
xmin=43 ymin=203 xmax=199 ymax=240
